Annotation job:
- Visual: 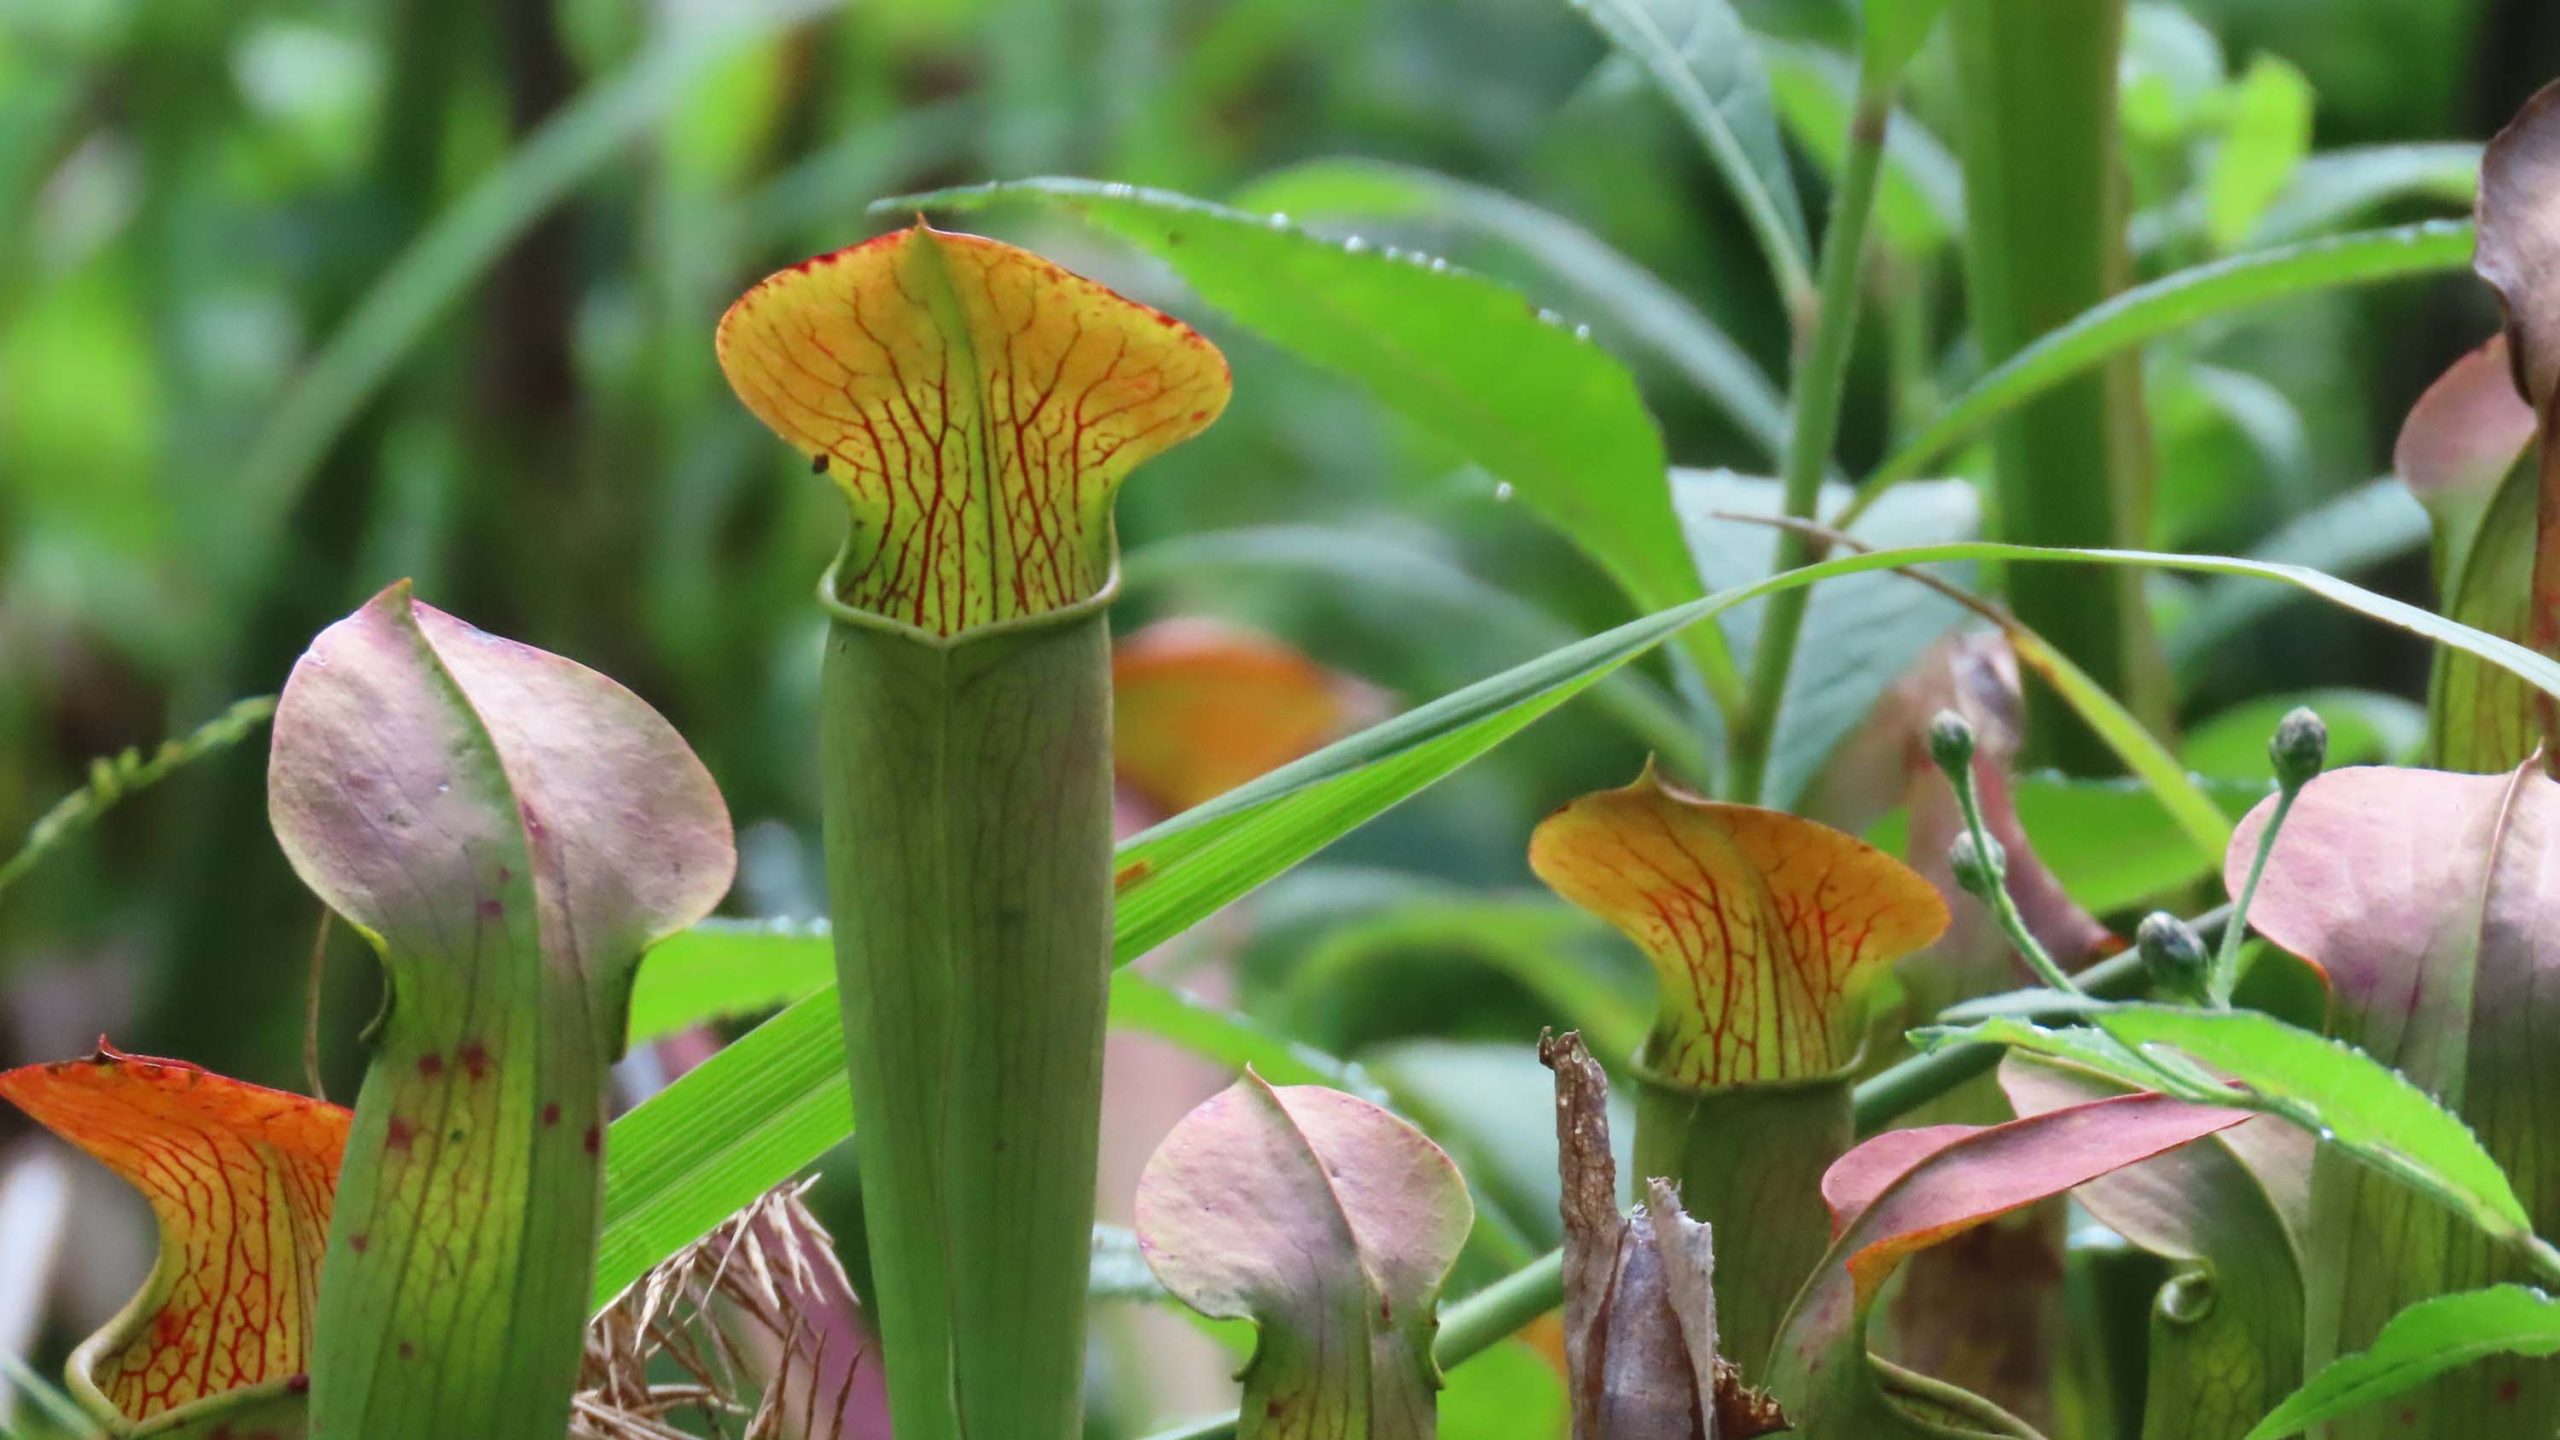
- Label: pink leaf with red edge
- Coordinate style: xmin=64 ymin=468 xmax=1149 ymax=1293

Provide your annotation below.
xmin=1767 ymin=1092 xmax=2248 ymax=1436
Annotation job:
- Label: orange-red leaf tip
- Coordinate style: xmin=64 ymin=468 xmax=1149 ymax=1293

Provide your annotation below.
xmin=716 ymin=226 xmax=1232 ymax=636
xmin=1528 ymin=769 xmax=1948 ymax=1087
xmin=0 ymin=1046 xmax=347 ymax=1427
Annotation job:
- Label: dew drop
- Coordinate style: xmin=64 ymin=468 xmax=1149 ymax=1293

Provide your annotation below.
xmin=1341 ymin=235 xmax=1369 ymax=254
xmin=1535 ymin=307 xmax=1562 ymax=326
xmin=1573 ymin=323 xmax=1593 ymax=341
xmin=1266 ymin=211 xmax=1292 ymax=229
xmin=1428 ymin=256 xmax=1451 ymax=273
xmin=1493 ymin=482 xmax=1516 ymax=503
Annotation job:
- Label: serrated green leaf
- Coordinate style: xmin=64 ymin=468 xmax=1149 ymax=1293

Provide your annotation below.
xmin=2247 ymin=1287 xmax=2560 ymax=1440
xmin=1936 ymin=1008 xmax=2534 ymax=1248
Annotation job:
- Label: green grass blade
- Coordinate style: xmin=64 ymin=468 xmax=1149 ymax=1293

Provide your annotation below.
xmin=1855 ymin=221 xmax=2478 ymax=506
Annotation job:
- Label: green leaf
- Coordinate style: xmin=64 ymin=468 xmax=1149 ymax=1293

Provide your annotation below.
xmin=2246 ymin=1287 xmax=2560 ymax=1440
xmin=2254 ymin=143 xmax=2479 ymax=245
xmin=2004 ymin=625 xmax=2233 ymax=855
xmin=1137 ymin=1077 xmax=1472 ymax=1440
xmin=603 ymin=537 xmax=2560 ymax=1301
xmin=2204 ymin=56 xmax=2314 ymax=252
xmin=1564 ymin=0 xmax=1815 ymax=304
xmin=1229 ymin=158 xmax=1788 ymax=457
xmin=1858 ymin=221 xmax=2478 ymax=501
xmin=876 ymin=182 xmax=1716 ymax=676
xmin=1937 ymin=1008 xmax=2535 ymax=1249
xmin=1862 ymin=0 xmax=1954 ymax=81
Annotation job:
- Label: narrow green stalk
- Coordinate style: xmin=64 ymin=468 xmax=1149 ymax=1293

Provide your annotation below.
xmin=1726 ymin=87 xmax=1894 ymax=803
xmin=2212 ymin=787 xmax=2297 ymax=1004
xmin=1946 ymin=764 xmax=2082 ymax=999
xmin=1947 ymin=0 xmax=2164 ymax=772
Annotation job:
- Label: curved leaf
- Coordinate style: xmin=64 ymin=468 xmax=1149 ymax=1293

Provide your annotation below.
xmin=1230 ymin=159 xmax=1786 ymax=457
xmin=2477 ymin=79 xmax=2560 ymax=408
xmin=1565 ymin=0 xmax=1813 ymax=303
xmin=269 ymin=583 xmax=734 ymax=1440
xmin=1138 ymin=1076 xmax=1472 ymax=1439
xmin=0 ymin=1047 xmax=345 ymax=1438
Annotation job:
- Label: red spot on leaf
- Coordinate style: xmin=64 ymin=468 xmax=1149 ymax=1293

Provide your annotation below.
xmin=457 ymin=1041 xmax=490 ymax=1081
xmin=542 ymin=1103 xmax=561 ymax=1127
xmin=385 ymin=1118 xmax=415 ymax=1152
xmin=2499 ymin=1378 xmax=2522 ymax=1405
xmin=582 ymin=1126 xmax=601 ymax=1156
xmin=415 ymin=1054 xmax=443 ymax=1079
xmin=350 ymin=1234 xmax=368 ymax=1254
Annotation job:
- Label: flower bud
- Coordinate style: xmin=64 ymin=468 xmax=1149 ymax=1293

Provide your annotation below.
xmin=2135 ymin=911 xmax=2211 ymax=1002
xmin=2270 ymin=707 xmax=2329 ymax=792
xmin=1947 ymin=830 xmax=2006 ymax=899
xmin=1927 ymin=709 xmax=1976 ymax=778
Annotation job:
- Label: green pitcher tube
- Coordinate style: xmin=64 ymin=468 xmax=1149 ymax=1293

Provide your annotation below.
xmin=717 ymin=222 xmax=1231 ymax=1440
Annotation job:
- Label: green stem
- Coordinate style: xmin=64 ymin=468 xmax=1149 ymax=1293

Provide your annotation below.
xmin=1725 ymin=87 xmax=1894 ymax=803
xmin=1946 ymin=759 xmax=2082 ymax=997
xmin=1946 ymin=0 xmax=2162 ymax=773
xmin=2211 ymin=786 xmax=2296 ymax=1006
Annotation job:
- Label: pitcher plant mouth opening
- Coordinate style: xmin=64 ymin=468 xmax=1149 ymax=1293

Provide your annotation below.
xmin=1530 ymin=758 xmax=1949 ymax=1091
xmin=716 ymin=221 xmax=1231 ymax=641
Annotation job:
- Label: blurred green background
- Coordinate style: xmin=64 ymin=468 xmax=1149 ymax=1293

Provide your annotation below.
xmin=0 ymin=0 xmax=2546 ymax=1431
